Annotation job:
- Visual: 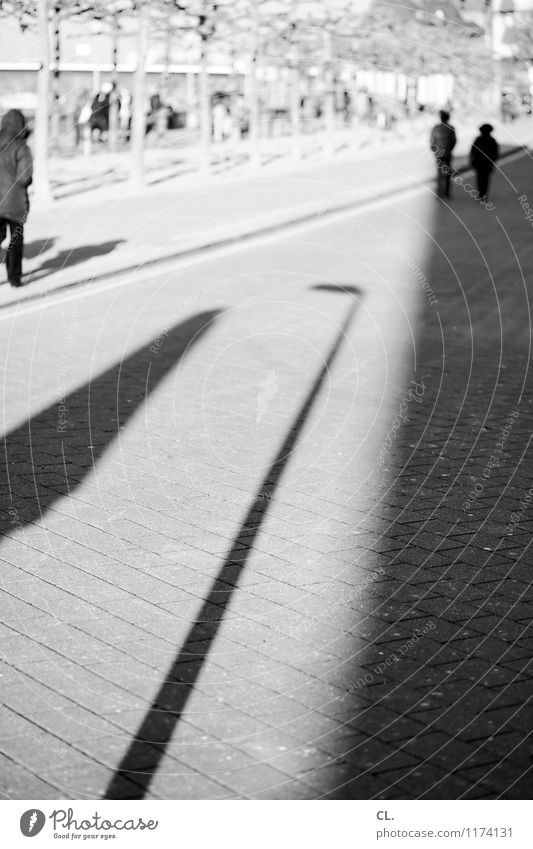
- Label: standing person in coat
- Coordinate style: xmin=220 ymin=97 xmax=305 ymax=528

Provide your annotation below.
xmin=470 ymin=123 xmax=499 ymax=202
xmin=430 ymin=109 xmax=457 ymax=198
xmin=90 ymin=89 xmax=110 ymax=142
xmin=0 ymin=110 xmax=33 ymax=287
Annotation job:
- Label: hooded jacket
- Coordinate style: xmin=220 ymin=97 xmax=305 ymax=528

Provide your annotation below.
xmin=0 ymin=110 xmax=33 ymax=223
xmin=430 ymin=121 xmax=457 ymax=160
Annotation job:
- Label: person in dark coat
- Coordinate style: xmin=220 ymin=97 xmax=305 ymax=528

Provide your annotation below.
xmin=0 ymin=109 xmax=33 ymax=287
xmin=90 ymin=90 xmax=110 ymax=140
xmin=430 ymin=109 xmax=457 ymax=198
xmin=470 ymin=123 xmax=499 ymax=202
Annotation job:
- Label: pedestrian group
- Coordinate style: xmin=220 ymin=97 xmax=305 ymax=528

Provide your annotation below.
xmin=0 ymin=103 xmax=509 ymax=290
xmin=430 ymin=109 xmax=500 ymax=203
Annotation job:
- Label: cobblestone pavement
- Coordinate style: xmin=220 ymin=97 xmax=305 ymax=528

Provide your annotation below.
xmin=0 ymin=148 xmax=532 ymax=800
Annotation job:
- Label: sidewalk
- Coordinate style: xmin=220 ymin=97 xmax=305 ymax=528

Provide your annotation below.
xmin=1 ymin=115 xmax=532 ymax=310
xmin=1 ymin=129 xmax=532 ymax=801
xmin=45 ymin=117 xmax=428 ymax=200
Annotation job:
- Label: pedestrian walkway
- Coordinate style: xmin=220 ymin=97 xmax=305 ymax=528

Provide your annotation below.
xmin=45 ymin=119 xmax=424 ymax=201
xmin=0 ymin=134 xmax=532 ymax=801
xmin=1 ymin=116 xmax=531 ymax=311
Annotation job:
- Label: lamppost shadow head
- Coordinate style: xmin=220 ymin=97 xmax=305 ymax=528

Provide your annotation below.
xmin=310 ymin=283 xmax=364 ymax=297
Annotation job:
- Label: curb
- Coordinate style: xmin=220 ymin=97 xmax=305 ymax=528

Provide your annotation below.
xmin=1 ymin=144 xmax=527 ymax=314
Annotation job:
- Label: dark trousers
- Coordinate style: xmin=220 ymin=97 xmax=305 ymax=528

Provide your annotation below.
xmin=436 ymin=156 xmax=452 ymax=198
xmin=475 ymin=168 xmax=492 ymax=201
xmin=0 ymin=217 xmax=23 ymax=283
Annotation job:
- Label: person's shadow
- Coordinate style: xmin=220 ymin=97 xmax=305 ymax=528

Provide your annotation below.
xmin=0 ymin=239 xmax=57 ymax=282
xmin=25 ymin=240 xmax=125 ymax=283
xmin=23 ymin=237 xmax=57 ymax=260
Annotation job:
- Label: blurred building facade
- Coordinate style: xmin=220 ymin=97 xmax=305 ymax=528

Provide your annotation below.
xmin=0 ymin=15 xmax=237 ymax=116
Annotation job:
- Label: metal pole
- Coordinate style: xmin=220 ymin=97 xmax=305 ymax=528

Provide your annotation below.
xmin=109 ymin=15 xmax=120 ymax=152
xmin=157 ymin=17 xmax=172 ymax=139
xmin=199 ymin=31 xmax=211 ymax=172
xmin=50 ymin=5 xmax=61 ymax=149
xmin=249 ymin=2 xmax=261 ymax=167
xmin=33 ymin=0 xmax=53 ymax=203
xmin=289 ymin=24 xmax=301 ymax=160
xmin=323 ymin=29 xmax=335 ymax=155
xmin=130 ymin=3 xmax=149 ymax=187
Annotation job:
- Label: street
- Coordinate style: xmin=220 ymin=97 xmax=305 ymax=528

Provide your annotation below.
xmin=1 ymin=147 xmax=532 ymax=800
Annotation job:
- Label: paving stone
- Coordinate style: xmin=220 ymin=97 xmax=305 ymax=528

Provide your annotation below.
xmin=2 ymin=148 xmax=533 ymax=801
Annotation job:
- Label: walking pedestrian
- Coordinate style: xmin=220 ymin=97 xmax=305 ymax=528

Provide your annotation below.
xmin=76 ymin=90 xmax=92 ymax=149
xmin=0 ymin=109 xmax=33 ymax=288
xmin=430 ymin=109 xmax=457 ymax=198
xmin=119 ymin=87 xmax=132 ymax=139
xmin=90 ymin=88 xmax=110 ymax=142
xmin=74 ymin=89 xmax=90 ymax=146
xmin=470 ymin=123 xmax=499 ymax=202
xmin=212 ymin=101 xmax=229 ymax=144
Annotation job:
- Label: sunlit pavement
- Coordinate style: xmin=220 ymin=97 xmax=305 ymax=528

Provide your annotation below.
xmin=1 ymin=117 xmax=530 ymax=310
xmin=44 ymin=121 xmax=422 ymax=201
xmin=1 ymin=148 xmax=532 ymax=800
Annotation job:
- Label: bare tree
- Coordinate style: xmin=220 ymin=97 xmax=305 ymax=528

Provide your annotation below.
xmin=197 ymin=4 xmax=216 ymax=172
xmin=109 ymin=12 xmax=121 ymax=151
xmin=130 ymin=1 xmax=149 ymax=186
xmin=0 ymin=0 xmax=128 ymax=198
xmin=32 ymin=0 xmax=53 ymax=201
xmin=0 ymin=0 xmax=52 ymax=200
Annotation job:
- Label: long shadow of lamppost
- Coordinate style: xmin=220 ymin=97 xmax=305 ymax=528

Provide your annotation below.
xmin=104 ymin=283 xmax=363 ymax=799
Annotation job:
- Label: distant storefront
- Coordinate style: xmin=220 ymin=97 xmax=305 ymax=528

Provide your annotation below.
xmin=354 ymin=68 xmax=454 ymax=110
xmin=0 ymin=16 xmax=240 ymax=117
